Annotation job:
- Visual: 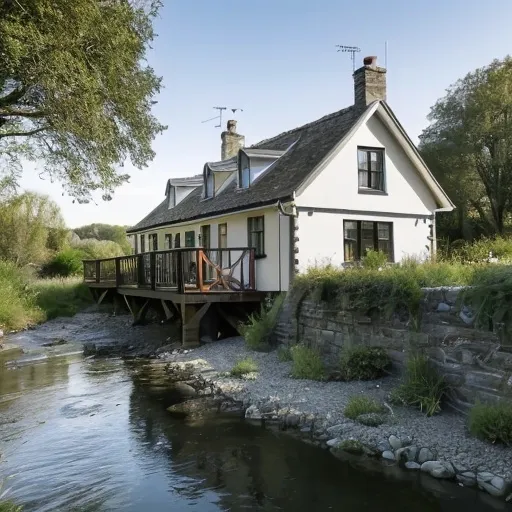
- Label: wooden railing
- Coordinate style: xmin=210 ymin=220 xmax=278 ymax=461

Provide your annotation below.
xmin=83 ymin=247 xmax=256 ymax=293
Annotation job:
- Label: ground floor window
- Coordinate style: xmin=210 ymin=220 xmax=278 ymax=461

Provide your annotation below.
xmin=140 ymin=234 xmax=145 ymax=253
xmin=165 ymin=233 xmax=172 ymax=249
xmin=247 ymin=216 xmax=265 ymax=257
xmin=343 ymin=220 xmax=393 ymax=262
xmin=174 ymin=233 xmax=181 ymax=248
xmin=185 ymin=230 xmax=195 ymax=248
xmin=149 ymin=233 xmax=158 ymax=251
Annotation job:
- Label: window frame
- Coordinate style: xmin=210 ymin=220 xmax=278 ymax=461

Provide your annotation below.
xmin=238 ymin=151 xmax=251 ymax=189
xmin=247 ymin=216 xmax=265 ymax=258
xmin=218 ymin=223 xmax=228 ymax=249
xmin=174 ymin=233 xmax=181 ymax=249
xmin=140 ymin=234 xmax=145 ymax=253
xmin=184 ymin=230 xmax=195 ymax=248
xmin=165 ymin=233 xmax=172 ymax=249
xmin=204 ymin=171 xmax=214 ymax=199
xmin=343 ymin=220 xmax=394 ymax=263
xmin=149 ymin=233 xmax=158 ymax=251
xmin=357 ymin=146 xmax=386 ymax=193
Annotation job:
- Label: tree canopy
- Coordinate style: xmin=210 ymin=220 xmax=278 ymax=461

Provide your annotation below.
xmin=74 ymin=223 xmax=131 ymax=254
xmin=0 ymin=0 xmax=165 ymax=201
xmin=420 ymin=57 xmax=512 ymax=237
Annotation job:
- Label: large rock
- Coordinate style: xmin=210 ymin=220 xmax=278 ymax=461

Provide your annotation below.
xmin=170 ymin=382 xmax=197 ymax=400
xmin=388 ymin=435 xmax=402 ymax=450
xmin=418 ymin=447 xmax=435 ymax=464
xmin=477 ymin=472 xmax=510 ymax=497
xmin=167 ymin=398 xmax=219 ymax=419
xmin=395 ymin=446 xmax=418 ymax=463
xmin=245 ymin=405 xmax=262 ymax=420
xmin=421 ymin=461 xmax=455 ymax=479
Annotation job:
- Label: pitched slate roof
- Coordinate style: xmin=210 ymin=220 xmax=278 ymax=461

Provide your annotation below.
xmin=127 ymin=105 xmax=359 ymax=233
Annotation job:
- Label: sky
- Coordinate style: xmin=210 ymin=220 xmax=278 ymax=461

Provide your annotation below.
xmin=17 ymin=0 xmax=512 ymax=228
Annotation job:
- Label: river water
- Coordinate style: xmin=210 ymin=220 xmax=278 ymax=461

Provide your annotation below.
xmin=0 ymin=313 xmax=509 ymax=511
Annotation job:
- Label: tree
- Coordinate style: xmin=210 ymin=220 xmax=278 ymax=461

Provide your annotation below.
xmin=0 ymin=192 xmax=67 ymax=265
xmin=0 ymin=0 xmax=165 ymax=201
xmin=420 ymin=57 xmax=512 ymax=235
xmin=74 ymin=223 xmax=131 ymax=254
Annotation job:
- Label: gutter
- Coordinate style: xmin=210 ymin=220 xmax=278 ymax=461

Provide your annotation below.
xmin=277 ymin=195 xmax=298 ymax=291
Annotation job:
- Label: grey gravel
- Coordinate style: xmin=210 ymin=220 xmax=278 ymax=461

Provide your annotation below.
xmin=173 ymin=336 xmax=512 ymax=481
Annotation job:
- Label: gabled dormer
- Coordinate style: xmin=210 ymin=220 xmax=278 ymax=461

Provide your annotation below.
xmin=203 ymin=157 xmax=238 ymax=199
xmin=237 ymin=148 xmax=286 ymax=189
xmin=165 ymin=175 xmax=202 ymax=209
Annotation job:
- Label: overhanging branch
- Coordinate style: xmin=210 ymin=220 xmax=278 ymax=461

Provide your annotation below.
xmin=0 ymin=126 xmax=49 ymax=138
xmin=0 ymin=109 xmax=46 ymax=118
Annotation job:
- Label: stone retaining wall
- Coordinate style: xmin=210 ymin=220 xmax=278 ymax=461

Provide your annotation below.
xmin=274 ymin=287 xmax=512 ymax=411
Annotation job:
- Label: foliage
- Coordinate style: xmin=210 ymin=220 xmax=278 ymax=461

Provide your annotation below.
xmin=0 ymin=0 xmax=165 ymax=201
xmin=390 ymin=355 xmax=447 ymax=416
xmin=420 ymin=56 xmax=512 ymax=235
xmin=32 ymin=278 xmax=92 ymax=320
xmin=469 ymin=401 xmax=512 ymax=445
xmin=338 ymin=346 xmax=391 ymax=381
xmin=362 ymin=249 xmax=388 ymax=270
xmin=73 ymin=224 xmax=131 ymax=255
xmin=0 ymin=260 xmax=92 ymax=330
xmin=344 ymin=395 xmax=385 ymax=420
xmin=230 ymin=357 xmax=259 ymax=377
xmin=440 ymin=236 xmax=512 ymax=264
xmin=0 ymin=192 xmax=66 ymax=265
xmin=462 ymin=265 xmax=512 ymax=333
xmin=277 ymin=346 xmax=292 ymax=362
xmin=290 ymin=345 xmax=325 ymax=381
xmin=241 ymin=293 xmax=285 ymax=352
xmin=0 ymin=501 xmax=22 ymax=512
xmin=72 ymin=239 xmax=125 ymax=260
xmin=337 ymin=439 xmax=365 ymax=454
xmin=41 ymin=248 xmax=84 ymax=277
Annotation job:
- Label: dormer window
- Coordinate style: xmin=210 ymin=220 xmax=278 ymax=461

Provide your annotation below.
xmin=239 ymin=151 xmax=251 ymax=189
xmin=205 ymin=171 xmax=214 ymax=198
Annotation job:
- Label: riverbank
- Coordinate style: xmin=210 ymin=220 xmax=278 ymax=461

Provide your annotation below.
xmin=159 ymin=337 xmax=512 ymax=501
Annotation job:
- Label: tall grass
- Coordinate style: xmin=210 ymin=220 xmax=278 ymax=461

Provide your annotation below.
xmin=0 ymin=260 xmax=92 ymax=331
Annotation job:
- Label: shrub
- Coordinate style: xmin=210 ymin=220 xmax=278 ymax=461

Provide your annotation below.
xmin=443 ymin=236 xmax=512 ymax=264
xmin=277 ymin=346 xmax=292 ymax=362
xmin=290 ymin=345 xmax=325 ymax=380
xmin=337 ymin=439 xmax=365 ymax=454
xmin=362 ymin=249 xmax=388 ymax=270
xmin=339 ymin=346 xmax=391 ymax=381
xmin=390 ymin=355 xmax=446 ymax=416
xmin=241 ymin=293 xmax=285 ymax=351
xmin=0 ymin=501 xmax=22 ymax=512
xmin=41 ymin=248 xmax=84 ymax=277
xmin=469 ymin=402 xmax=512 ymax=445
xmin=230 ymin=357 xmax=259 ymax=377
xmin=72 ymin=239 xmax=125 ymax=260
xmin=344 ymin=395 xmax=385 ymax=420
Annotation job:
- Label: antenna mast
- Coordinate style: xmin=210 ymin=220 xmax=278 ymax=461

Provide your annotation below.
xmin=201 ymin=107 xmax=244 ymax=128
xmin=336 ymin=45 xmax=361 ymax=72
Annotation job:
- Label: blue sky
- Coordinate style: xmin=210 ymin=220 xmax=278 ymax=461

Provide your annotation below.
xmin=19 ymin=0 xmax=512 ymax=227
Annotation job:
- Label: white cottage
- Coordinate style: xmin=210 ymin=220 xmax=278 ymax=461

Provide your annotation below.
xmin=126 ymin=56 xmax=454 ymax=293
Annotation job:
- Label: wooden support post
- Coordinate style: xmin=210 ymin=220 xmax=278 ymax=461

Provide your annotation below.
xmin=132 ymin=298 xmax=150 ymax=326
xmin=197 ymin=250 xmax=204 ymax=292
xmin=180 ymin=302 xmax=211 ymax=348
xmin=124 ymin=294 xmax=134 ymax=316
xmin=150 ymin=252 xmax=156 ymax=290
xmin=176 ymin=252 xmax=184 ymax=293
xmin=115 ymin=258 xmax=121 ymax=287
xmin=137 ymin=254 xmax=144 ymax=286
xmin=160 ymin=299 xmax=174 ymax=320
xmin=97 ymin=289 xmax=109 ymax=305
xmin=249 ymin=249 xmax=255 ymax=290
xmin=95 ymin=260 xmax=101 ymax=283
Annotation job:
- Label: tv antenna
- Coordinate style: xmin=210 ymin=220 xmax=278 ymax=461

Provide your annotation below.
xmin=202 ymin=107 xmax=244 ymax=128
xmin=336 ymin=45 xmax=361 ymax=72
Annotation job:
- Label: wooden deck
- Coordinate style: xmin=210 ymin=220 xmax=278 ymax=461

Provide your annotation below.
xmin=83 ymin=247 xmax=264 ymax=346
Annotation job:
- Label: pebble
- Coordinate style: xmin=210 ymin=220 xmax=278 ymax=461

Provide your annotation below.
xmin=389 ymin=435 xmax=402 ymax=450
xmin=418 ymin=448 xmax=435 ymax=464
xmin=405 ymin=462 xmax=421 ymax=470
xmin=395 ymin=446 xmax=418 ymax=463
xmin=421 ymin=461 xmax=455 ymax=479
xmin=326 ymin=438 xmax=340 ymax=448
xmin=457 ymin=472 xmax=477 ymax=487
xmin=382 ymin=451 xmax=395 ymax=461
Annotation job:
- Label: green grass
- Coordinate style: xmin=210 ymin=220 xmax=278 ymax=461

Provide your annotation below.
xmin=0 ymin=260 xmax=93 ymax=331
xmin=344 ymin=395 xmax=385 ymax=420
xmin=469 ymin=402 xmax=512 ymax=445
xmin=230 ymin=357 xmax=259 ymax=377
xmin=290 ymin=345 xmax=325 ymax=380
xmin=390 ymin=355 xmax=447 ymax=416
xmin=277 ymin=346 xmax=292 ymax=362
xmin=0 ymin=501 xmax=22 ymax=512
xmin=241 ymin=293 xmax=285 ymax=352
xmin=339 ymin=346 xmax=391 ymax=381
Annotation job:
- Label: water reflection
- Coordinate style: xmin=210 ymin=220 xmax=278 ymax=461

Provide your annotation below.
xmin=0 ymin=355 xmax=509 ymax=512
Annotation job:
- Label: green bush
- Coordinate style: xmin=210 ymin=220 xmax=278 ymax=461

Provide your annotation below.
xmin=390 ymin=355 xmax=446 ymax=416
xmin=72 ymin=239 xmax=125 ymax=260
xmin=290 ymin=345 xmax=325 ymax=380
xmin=277 ymin=346 xmax=292 ymax=362
xmin=469 ymin=402 xmax=512 ymax=445
xmin=0 ymin=501 xmax=22 ymax=512
xmin=362 ymin=249 xmax=388 ymax=270
xmin=339 ymin=346 xmax=391 ymax=381
xmin=443 ymin=236 xmax=512 ymax=264
xmin=41 ymin=248 xmax=84 ymax=277
xmin=230 ymin=357 xmax=259 ymax=377
xmin=344 ymin=395 xmax=385 ymax=420
xmin=241 ymin=293 xmax=285 ymax=352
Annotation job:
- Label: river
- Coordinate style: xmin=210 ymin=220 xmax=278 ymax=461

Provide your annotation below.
xmin=0 ymin=312 xmax=509 ymax=511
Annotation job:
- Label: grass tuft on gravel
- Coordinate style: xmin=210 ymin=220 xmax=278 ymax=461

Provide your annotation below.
xmin=290 ymin=345 xmax=325 ymax=381
xmin=469 ymin=401 xmax=512 ymax=445
xmin=344 ymin=395 xmax=385 ymax=420
xmin=230 ymin=357 xmax=259 ymax=377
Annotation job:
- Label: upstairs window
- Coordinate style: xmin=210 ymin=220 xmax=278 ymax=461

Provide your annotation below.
xmin=344 ymin=220 xmax=393 ymax=262
xmin=358 ymin=147 xmax=385 ymax=192
xmin=204 ymin=172 xmax=214 ymax=198
xmin=239 ymin=151 xmax=251 ymax=189
xmin=247 ymin=216 xmax=265 ymax=258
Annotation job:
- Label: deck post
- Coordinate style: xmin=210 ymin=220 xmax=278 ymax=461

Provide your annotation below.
xmin=180 ymin=302 xmax=211 ymax=348
xmin=176 ymin=252 xmax=184 ymax=294
xmin=95 ymin=260 xmax=101 ymax=283
xmin=150 ymin=252 xmax=156 ymax=291
xmin=115 ymin=258 xmax=121 ymax=287
xmin=137 ymin=254 xmax=144 ymax=286
xmin=197 ymin=249 xmax=204 ymax=292
xmin=249 ymin=249 xmax=255 ymax=290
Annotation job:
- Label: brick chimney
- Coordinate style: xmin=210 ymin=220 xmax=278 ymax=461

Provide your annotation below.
xmin=353 ymin=56 xmax=387 ymax=112
xmin=221 ymin=120 xmax=245 ymax=160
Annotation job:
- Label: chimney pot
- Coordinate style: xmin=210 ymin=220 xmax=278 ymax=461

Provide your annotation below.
xmin=227 ymin=119 xmax=237 ymax=134
xmin=363 ymin=56 xmax=377 ymax=67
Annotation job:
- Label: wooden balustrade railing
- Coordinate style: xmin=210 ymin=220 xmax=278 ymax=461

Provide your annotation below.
xmin=83 ymin=247 xmax=256 ymax=293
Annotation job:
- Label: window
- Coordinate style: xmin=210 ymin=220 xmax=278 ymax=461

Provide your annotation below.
xmin=248 ymin=216 xmax=265 ymax=257
xmin=343 ymin=220 xmax=393 ymax=262
xmin=239 ymin=151 xmax=250 ymax=189
xmin=204 ymin=172 xmax=214 ymax=198
xmin=140 ymin=234 xmax=145 ymax=253
xmin=200 ymin=225 xmax=210 ymax=248
xmin=358 ymin=147 xmax=385 ymax=191
xmin=218 ymin=223 xmax=227 ymax=249
xmin=174 ymin=233 xmax=181 ymax=248
xmin=185 ymin=230 xmax=195 ymax=248
xmin=149 ymin=233 xmax=158 ymax=251
xmin=165 ymin=233 xmax=172 ymax=249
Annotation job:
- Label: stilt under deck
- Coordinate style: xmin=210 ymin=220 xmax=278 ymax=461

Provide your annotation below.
xmin=83 ymin=247 xmax=264 ymax=346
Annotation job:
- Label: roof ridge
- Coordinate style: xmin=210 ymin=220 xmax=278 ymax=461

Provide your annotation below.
xmin=251 ymin=105 xmax=354 ymax=148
